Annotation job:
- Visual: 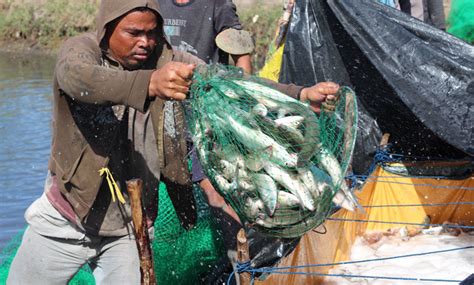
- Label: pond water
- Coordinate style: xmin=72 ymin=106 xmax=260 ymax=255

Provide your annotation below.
xmin=0 ymin=52 xmax=55 ymax=253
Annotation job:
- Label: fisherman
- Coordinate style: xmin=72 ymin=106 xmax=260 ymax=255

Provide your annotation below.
xmin=7 ymin=0 xmax=340 ymax=283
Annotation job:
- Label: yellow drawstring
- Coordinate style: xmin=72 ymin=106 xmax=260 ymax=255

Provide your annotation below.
xmin=98 ymin=168 xmax=126 ymax=204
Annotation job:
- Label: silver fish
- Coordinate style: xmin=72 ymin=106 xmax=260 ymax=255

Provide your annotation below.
xmin=318 ymin=148 xmax=362 ymax=212
xmin=238 ymin=178 xmax=256 ymax=192
xmin=297 ymin=168 xmax=320 ymax=199
xmin=263 ymin=162 xmax=315 ymax=211
xmin=224 ymin=115 xmax=298 ymax=168
xmin=274 ymin=115 xmax=305 ymax=129
xmin=252 ymin=173 xmax=278 ymax=216
xmin=243 ymin=197 xmax=265 ymax=221
xmin=214 ymin=174 xmax=235 ymax=194
xmin=244 ymin=155 xmax=264 ymax=172
xmin=220 ymin=159 xmax=237 ymax=180
xmin=310 ymin=165 xmax=356 ymax=211
xmin=218 ymin=84 xmax=241 ymax=99
xmin=251 ymin=103 xmax=268 ymax=117
xmin=277 ymin=191 xmax=301 ymax=208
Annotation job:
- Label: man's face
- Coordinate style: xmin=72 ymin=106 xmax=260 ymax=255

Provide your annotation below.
xmin=108 ymin=10 xmax=159 ymax=70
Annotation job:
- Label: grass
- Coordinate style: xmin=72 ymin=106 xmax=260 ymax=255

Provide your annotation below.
xmin=238 ymin=2 xmax=283 ymax=70
xmin=0 ymin=0 xmax=97 ymax=47
xmin=0 ymin=0 xmax=282 ymax=70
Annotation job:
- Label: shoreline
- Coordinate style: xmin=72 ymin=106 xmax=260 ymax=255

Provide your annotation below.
xmin=0 ymin=40 xmax=58 ymax=57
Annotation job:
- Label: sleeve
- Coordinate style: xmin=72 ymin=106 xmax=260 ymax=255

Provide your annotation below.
xmin=191 ymin=148 xmax=207 ymax=183
xmin=249 ymin=75 xmax=304 ymax=100
xmin=214 ymin=0 xmax=242 ymax=33
xmin=55 ymin=34 xmax=154 ymax=112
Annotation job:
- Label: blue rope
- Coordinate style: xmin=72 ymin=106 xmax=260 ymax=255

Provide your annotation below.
xmin=362 ymin=202 xmax=474 ymax=208
xmin=327 ymin=217 xmax=474 ymax=230
xmin=365 ymin=147 xmax=403 ymax=177
xmin=263 ymin=271 xmax=462 ymax=283
xmin=226 ymin=247 xmax=472 ymax=284
xmin=227 ymin=261 xmax=255 ymax=285
xmin=362 ymin=201 xmax=474 ymax=208
xmin=359 ymin=179 xmax=474 ymax=190
xmin=352 ymin=174 xmax=455 ymax=180
xmin=258 ymin=246 xmax=473 ymax=270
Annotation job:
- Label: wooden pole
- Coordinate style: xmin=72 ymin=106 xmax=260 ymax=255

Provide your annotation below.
xmin=380 ymin=133 xmax=390 ymax=147
xmin=237 ymin=228 xmax=251 ymax=285
xmin=126 ymin=179 xmax=156 ymax=285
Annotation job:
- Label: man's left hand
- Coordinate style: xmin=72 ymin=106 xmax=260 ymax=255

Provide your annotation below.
xmin=299 ymin=82 xmax=340 ymax=113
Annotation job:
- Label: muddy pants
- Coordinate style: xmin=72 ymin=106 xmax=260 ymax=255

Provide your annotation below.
xmin=7 ymin=227 xmax=140 ymax=285
xmin=7 ymin=194 xmax=140 ymax=285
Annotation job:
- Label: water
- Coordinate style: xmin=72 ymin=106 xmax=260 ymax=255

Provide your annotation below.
xmin=0 ymin=52 xmax=55 ymax=252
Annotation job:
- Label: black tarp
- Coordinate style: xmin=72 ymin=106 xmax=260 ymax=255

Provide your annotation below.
xmin=280 ymin=0 xmax=473 ymax=164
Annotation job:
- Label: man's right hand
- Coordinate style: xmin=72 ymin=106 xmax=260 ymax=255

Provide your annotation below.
xmin=148 ymin=62 xmax=196 ymax=101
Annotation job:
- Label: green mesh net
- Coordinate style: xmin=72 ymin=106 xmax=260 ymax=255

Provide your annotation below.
xmin=447 ymin=0 xmax=474 ymax=43
xmin=152 ymin=183 xmax=224 ymax=284
xmin=0 ymin=183 xmax=224 ymax=284
xmin=186 ymin=65 xmax=358 ymax=238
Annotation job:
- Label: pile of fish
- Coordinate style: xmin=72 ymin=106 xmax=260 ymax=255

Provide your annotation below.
xmin=189 ymin=76 xmax=360 ymax=238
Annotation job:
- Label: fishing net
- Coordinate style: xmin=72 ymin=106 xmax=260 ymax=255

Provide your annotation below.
xmin=0 ymin=231 xmax=23 ymax=284
xmin=0 ymin=183 xmax=224 ymax=284
xmin=152 ymin=182 xmax=225 ymax=284
xmin=186 ymin=65 xmax=358 ymax=238
xmin=447 ymin=0 xmax=474 ymax=43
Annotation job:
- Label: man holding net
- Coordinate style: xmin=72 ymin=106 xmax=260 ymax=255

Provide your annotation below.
xmin=7 ymin=0 xmax=340 ymax=283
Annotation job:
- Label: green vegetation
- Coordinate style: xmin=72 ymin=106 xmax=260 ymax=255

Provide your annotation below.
xmin=238 ymin=2 xmax=282 ymax=70
xmin=0 ymin=0 xmax=282 ymax=70
xmin=0 ymin=0 xmax=97 ymax=47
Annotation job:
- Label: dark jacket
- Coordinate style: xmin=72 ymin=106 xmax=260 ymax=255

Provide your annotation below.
xmin=48 ymin=0 xmax=200 ymax=233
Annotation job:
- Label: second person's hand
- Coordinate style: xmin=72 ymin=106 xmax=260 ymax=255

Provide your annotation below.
xmin=299 ymin=82 xmax=340 ymax=113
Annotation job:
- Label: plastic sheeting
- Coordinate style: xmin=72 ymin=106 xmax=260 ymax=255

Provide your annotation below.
xmin=256 ymin=161 xmax=474 ymax=284
xmin=280 ymin=0 xmax=473 ymax=159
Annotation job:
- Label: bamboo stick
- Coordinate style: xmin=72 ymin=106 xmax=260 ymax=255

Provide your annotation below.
xmin=126 ymin=179 xmax=156 ymax=285
xmin=237 ymin=228 xmax=251 ymax=285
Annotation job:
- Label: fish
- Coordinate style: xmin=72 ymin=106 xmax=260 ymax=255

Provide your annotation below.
xmin=318 ymin=148 xmax=362 ymax=212
xmin=274 ymin=115 xmax=305 ymax=129
xmin=233 ymin=80 xmax=297 ymax=106
xmin=244 ymin=154 xmax=264 ymax=172
xmin=263 ymin=162 xmax=315 ymax=211
xmin=216 ymin=84 xmax=241 ymax=100
xmin=220 ymin=159 xmax=237 ymax=180
xmin=252 ymin=173 xmax=278 ymax=216
xmin=277 ymin=124 xmax=305 ymax=147
xmin=297 ymin=168 xmax=321 ymax=199
xmin=222 ymin=115 xmax=298 ymax=168
xmin=231 ymin=80 xmax=321 ymax=167
xmin=309 ymin=164 xmax=357 ymax=211
xmin=251 ymin=103 xmax=268 ymax=117
xmin=238 ymin=178 xmax=256 ymax=192
xmin=243 ymin=197 xmax=265 ymax=221
xmin=213 ymin=174 xmax=235 ymax=194
xmin=219 ymin=149 xmax=245 ymax=170
xmin=277 ymin=191 xmax=301 ymax=208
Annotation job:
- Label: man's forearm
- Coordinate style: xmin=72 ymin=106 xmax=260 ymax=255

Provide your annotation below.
xmin=232 ymin=54 xmax=252 ymax=74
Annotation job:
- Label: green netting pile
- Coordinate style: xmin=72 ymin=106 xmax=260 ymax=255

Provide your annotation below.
xmin=0 ymin=183 xmax=224 ymax=284
xmin=447 ymin=0 xmax=474 ymax=43
xmin=152 ymin=183 xmax=224 ymax=284
xmin=187 ymin=65 xmax=359 ymax=238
